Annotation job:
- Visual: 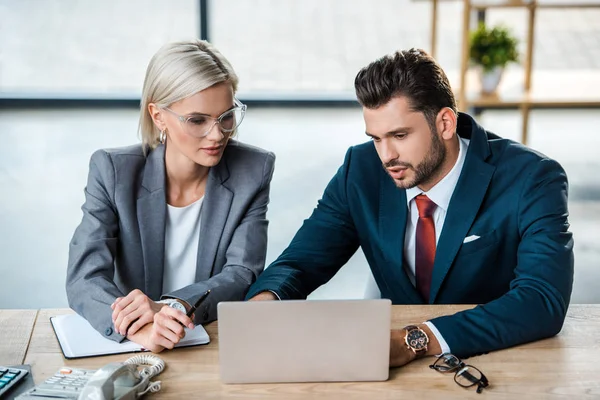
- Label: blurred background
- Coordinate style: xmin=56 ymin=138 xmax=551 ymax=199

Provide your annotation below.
xmin=1 ymin=0 xmax=598 ymax=309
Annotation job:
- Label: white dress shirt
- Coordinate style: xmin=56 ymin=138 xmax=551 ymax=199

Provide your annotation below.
xmin=404 ymin=137 xmax=470 ymax=354
xmin=162 ymin=196 xmax=204 ymax=294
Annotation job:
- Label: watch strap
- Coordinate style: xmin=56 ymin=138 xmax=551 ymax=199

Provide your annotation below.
xmin=157 ymin=299 xmax=186 ymax=310
xmin=156 ymin=299 xmax=176 ymax=305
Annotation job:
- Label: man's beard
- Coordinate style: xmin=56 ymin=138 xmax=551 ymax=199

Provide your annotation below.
xmin=384 ymin=131 xmax=447 ymax=189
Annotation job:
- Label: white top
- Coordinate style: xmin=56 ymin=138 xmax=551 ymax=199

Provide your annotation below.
xmin=162 ymin=196 xmax=204 ymax=294
xmin=404 ymin=137 xmax=470 ymax=354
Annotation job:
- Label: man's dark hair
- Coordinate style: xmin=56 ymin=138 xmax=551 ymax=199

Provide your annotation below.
xmin=354 ymin=48 xmax=457 ymax=133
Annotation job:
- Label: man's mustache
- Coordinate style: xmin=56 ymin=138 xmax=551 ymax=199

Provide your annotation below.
xmin=383 ymin=160 xmax=413 ymax=169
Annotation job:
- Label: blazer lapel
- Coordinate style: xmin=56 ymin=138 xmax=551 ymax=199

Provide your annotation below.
xmin=195 ymin=157 xmax=233 ymax=281
xmin=429 ymin=116 xmax=496 ymax=303
xmin=378 ymin=172 xmax=423 ymax=303
xmin=137 ymin=145 xmax=167 ymax=300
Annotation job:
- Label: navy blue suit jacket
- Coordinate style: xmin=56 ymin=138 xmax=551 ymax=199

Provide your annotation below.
xmin=247 ymin=113 xmax=574 ymax=358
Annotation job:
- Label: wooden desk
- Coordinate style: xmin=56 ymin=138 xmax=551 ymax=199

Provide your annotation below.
xmin=0 ymin=309 xmax=37 ymax=365
xmin=8 ymin=305 xmax=600 ymax=398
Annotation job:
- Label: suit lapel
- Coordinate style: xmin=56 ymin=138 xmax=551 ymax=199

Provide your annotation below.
xmin=195 ymin=157 xmax=233 ymax=281
xmin=378 ymin=171 xmax=423 ymax=303
xmin=429 ymin=115 xmax=496 ymax=303
xmin=137 ymin=145 xmax=167 ymax=300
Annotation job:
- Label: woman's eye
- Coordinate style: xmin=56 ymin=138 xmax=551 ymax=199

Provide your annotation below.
xmin=188 ymin=117 xmax=207 ymax=125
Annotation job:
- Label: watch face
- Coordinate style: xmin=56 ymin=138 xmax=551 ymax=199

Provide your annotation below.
xmin=406 ymin=329 xmax=428 ymax=350
xmin=169 ymin=301 xmax=186 ymax=313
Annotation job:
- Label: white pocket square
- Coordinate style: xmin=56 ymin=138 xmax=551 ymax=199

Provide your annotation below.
xmin=463 ymin=235 xmax=480 ymax=243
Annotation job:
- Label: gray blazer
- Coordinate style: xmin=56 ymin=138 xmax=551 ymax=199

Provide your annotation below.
xmin=66 ymin=140 xmax=275 ymax=342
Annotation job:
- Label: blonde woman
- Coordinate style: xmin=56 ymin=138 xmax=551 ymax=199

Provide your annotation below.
xmin=66 ymin=40 xmax=275 ymax=352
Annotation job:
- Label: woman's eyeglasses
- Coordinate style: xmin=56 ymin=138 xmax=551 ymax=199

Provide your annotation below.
xmin=430 ymin=353 xmax=489 ymax=394
xmin=163 ymin=98 xmax=247 ymax=139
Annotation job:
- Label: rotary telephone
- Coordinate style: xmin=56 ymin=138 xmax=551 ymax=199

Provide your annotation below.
xmin=15 ymin=354 xmax=165 ymax=399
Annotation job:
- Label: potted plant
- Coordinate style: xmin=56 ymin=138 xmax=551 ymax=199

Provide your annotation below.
xmin=469 ymin=23 xmax=519 ymax=94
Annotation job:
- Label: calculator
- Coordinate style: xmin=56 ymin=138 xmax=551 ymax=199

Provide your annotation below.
xmin=0 ymin=366 xmax=29 ymax=398
xmin=15 ymin=367 xmax=96 ymax=399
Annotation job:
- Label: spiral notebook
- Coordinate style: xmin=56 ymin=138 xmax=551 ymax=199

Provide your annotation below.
xmin=50 ymin=313 xmax=210 ymax=359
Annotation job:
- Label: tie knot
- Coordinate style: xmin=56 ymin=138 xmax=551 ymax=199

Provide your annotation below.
xmin=415 ymin=194 xmax=436 ymax=218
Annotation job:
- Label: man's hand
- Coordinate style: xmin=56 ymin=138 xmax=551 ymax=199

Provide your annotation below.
xmin=248 ymin=291 xmax=278 ymax=301
xmin=111 ymin=289 xmax=165 ymax=336
xmin=390 ymin=329 xmax=417 ymax=367
xmin=389 ymin=324 xmax=442 ymax=367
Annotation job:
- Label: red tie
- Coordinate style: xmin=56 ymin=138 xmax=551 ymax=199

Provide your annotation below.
xmin=415 ymin=194 xmax=437 ymax=303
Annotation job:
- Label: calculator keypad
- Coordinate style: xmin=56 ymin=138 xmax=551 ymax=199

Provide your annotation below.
xmin=0 ymin=366 xmax=28 ymax=397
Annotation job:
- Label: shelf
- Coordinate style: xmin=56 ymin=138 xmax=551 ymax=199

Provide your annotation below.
xmin=465 ymin=94 xmax=600 ymax=108
xmin=450 ymin=69 xmax=600 ymax=108
xmin=469 ymin=0 xmax=600 ymax=10
xmin=418 ymin=0 xmax=600 ymax=143
xmin=536 ymin=2 xmax=600 ymax=8
xmin=470 ymin=0 xmax=535 ymax=9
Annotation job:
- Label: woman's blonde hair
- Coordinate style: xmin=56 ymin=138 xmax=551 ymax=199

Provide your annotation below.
xmin=139 ymin=39 xmax=239 ymax=149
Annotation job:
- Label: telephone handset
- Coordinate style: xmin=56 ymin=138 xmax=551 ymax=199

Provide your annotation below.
xmin=15 ymin=354 xmax=165 ymax=400
xmin=78 ymin=354 xmax=164 ymax=400
xmin=77 ymin=362 xmax=145 ymax=399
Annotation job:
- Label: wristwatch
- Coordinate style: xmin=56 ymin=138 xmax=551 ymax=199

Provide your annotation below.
xmin=404 ymin=325 xmax=429 ymax=358
xmin=157 ymin=299 xmax=187 ymax=313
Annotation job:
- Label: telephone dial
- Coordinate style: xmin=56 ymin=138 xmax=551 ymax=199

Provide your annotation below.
xmin=16 ymin=354 xmax=165 ymax=399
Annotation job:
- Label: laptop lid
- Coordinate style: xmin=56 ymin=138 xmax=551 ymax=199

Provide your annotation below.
xmin=218 ymin=299 xmax=391 ymax=383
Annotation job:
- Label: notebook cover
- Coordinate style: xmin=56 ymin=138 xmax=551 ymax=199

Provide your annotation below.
xmin=50 ymin=314 xmax=209 ymax=359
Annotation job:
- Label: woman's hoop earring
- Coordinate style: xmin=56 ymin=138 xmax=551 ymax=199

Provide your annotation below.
xmin=159 ymin=130 xmax=167 ymax=144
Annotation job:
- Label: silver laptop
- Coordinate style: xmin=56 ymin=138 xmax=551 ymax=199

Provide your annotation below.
xmin=218 ymin=299 xmax=391 ymax=383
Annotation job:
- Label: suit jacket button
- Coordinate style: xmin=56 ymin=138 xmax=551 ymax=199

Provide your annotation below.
xmin=203 ymin=312 xmax=209 ymax=320
xmin=104 ymin=327 xmax=113 ymax=336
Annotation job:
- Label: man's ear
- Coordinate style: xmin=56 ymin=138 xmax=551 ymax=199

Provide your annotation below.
xmin=436 ymin=107 xmax=457 ymax=141
xmin=148 ymin=103 xmax=166 ymax=132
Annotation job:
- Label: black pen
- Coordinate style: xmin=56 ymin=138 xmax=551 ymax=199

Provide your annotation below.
xmin=186 ymin=289 xmax=211 ymax=319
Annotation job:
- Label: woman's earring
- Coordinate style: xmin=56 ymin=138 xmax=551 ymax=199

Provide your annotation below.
xmin=159 ymin=130 xmax=166 ymax=144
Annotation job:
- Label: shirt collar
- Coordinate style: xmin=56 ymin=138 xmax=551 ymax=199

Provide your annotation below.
xmin=405 ymin=137 xmax=470 ymax=212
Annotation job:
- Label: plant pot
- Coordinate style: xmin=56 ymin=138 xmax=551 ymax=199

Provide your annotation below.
xmin=479 ymin=66 xmax=504 ymax=94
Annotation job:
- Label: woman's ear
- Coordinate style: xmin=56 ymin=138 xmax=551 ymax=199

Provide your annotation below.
xmin=437 ymin=107 xmax=457 ymax=141
xmin=148 ymin=103 xmax=166 ymax=132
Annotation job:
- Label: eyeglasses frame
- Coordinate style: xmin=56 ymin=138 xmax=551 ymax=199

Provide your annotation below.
xmin=429 ymin=353 xmax=489 ymax=394
xmin=162 ymin=98 xmax=247 ymax=138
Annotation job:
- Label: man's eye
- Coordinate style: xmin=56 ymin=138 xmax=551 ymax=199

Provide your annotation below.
xmin=395 ymin=134 xmax=407 ymax=140
xmin=370 ymin=137 xmax=381 ymax=142
xmin=188 ymin=117 xmax=207 ymax=125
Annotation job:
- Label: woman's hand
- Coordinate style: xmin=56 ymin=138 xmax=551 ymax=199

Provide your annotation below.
xmin=111 ymin=289 xmax=165 ymax=336
xmin=148 ymin=306 xmax=195 ymax=350
xmin=128 ymin=307 xmax=194 ymax=353
xmin=127 ymin=323 xmax=164 ymax=353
